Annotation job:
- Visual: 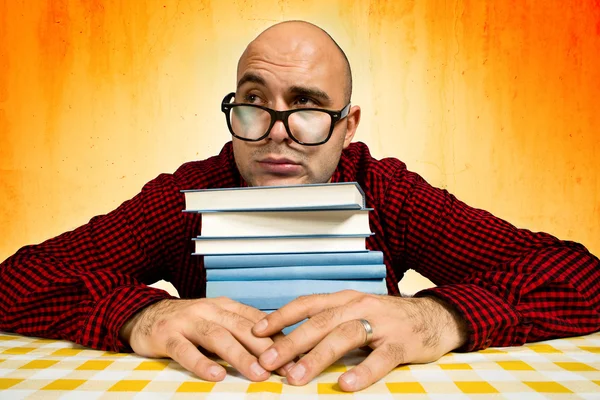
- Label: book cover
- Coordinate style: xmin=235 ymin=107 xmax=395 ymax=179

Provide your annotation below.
xmin=206 ymin=279 xmax=388 ymax=309
xmin=182 ymin=182 xmax=366 ymax=211
xmin=193 ymin=234 xmax=372 ymax=255
xmin=206 ymin=264 xmax=387 ymax=281
xmin=197 ymin=209 xmax=372 ymax=237
xmin=203 ymin=251 xmax=384 ymax=269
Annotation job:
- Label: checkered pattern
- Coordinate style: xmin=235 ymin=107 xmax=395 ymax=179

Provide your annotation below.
xmin=1 ymin=332 xmax=599 ymax=399
xmin=1 ymin=142 xmax=599 ymax=355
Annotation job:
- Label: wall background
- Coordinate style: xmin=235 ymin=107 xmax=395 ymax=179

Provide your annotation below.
xmin=1 ymin=0 xmax=599 ymax=294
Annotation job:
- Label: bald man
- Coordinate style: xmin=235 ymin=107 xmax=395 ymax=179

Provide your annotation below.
xmin=1 ymin=21 xmax=599 ymax=392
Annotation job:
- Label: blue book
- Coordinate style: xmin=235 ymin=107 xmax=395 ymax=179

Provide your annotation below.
xmin=203 ymin=251 xmax=384 ymax=269
xmin=182 ymin=182 xmax=366 ymax=211
xmin=206 ymin=279 xmax=388 ymax=309
xmin=206 ymin=264 xmax=387 ymax=281
xmin=193 ymin=234 xmax=372 ymax=255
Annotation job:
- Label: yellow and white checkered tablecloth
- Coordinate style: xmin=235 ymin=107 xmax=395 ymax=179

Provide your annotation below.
xmin=0 ymin=332 xmax=599 ymax=399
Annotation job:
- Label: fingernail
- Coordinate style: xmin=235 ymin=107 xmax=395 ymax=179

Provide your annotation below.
xmin=283 ymin=361 xmax=295 ymax=372
xmin=254 ymin=319 xmax=268 ymax=333
xmin=288 ymin=363 xmax=306 ymax=381
xmin=341 ymin=372 xmax=357 ymax=388
xmin=208 ymin=365 xmax=223 ymax=378
xmin=261 ymin=348 xmax=278 ymax=365
xmin=251 ymin=361 xmax=268 ymax=376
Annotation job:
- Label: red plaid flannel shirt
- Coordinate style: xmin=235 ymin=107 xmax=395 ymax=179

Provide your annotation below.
xmin=1 ymin=142 xmax=599 ymax=352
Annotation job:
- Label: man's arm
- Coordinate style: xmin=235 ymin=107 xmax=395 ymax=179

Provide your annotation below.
xmin=383 ymin=167 xmax=600 ymax=350
xmin=251 ymin=160 xmax=600 ymax=391
xmin=0 ymin=149 xmax=291 ymax=382
xmin=0 ymin=173 xmax=183 ymax=351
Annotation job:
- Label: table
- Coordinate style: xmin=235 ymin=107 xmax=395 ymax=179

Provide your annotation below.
xmin=1 ymin=331 xmax=599 ymax=399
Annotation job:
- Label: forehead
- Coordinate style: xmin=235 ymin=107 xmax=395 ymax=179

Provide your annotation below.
xmin=237 ymin=37 xmax=347 ymax=101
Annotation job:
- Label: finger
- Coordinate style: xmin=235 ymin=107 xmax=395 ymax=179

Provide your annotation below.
xmin=338 ymin=343 xmax=406 ymax=392
xmin=163 ymin=333 xmax=226 ymax=381
xmin=271 ymin=331 xmax=296 ymax=377
xmin=286 ymin=319 xmax=368 ymax=386
xmin=212 ymin=308 xmax=274 ymax=355
xmin=185 ymin=319 xmax=270 ymax=381
xmin=253 ymin=290 xmax=361 ymax=337
xmin=213 ymin=306 xmax=291 ymax=377
xmin=219 ymin=299 xmax=268 ymax=323
xmin=259 ymin=306 xmax=350 ymax=371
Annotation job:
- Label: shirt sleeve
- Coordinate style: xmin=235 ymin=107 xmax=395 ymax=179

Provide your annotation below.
xmin=382 ymin=167 xmax=600 ymax=351
xmin=0 ymin=173 xmax=188 ymax=352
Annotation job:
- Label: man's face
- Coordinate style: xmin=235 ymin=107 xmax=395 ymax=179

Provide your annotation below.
xmin=231 ymin=26 xmax=360 ymax=187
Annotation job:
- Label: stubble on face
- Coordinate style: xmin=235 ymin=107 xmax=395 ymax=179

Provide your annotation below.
xmin=234 ymin=129 xmax=346 ymax=187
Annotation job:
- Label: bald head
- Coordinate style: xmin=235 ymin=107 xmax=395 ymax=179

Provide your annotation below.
xmin=237 ymin=21 xmax=353 ymax=103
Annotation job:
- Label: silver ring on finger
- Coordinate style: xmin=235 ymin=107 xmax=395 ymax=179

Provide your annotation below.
xmin=358 ymin=319 xmax=373 ymax=346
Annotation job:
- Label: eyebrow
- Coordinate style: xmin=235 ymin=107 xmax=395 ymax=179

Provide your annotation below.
xmin=236 ymin=72 xmax=333 ymax=105
xmin=289 ymin=85 xmax=332 ymax=105
xmin=237 ymin=72 xmax=266 ymax=89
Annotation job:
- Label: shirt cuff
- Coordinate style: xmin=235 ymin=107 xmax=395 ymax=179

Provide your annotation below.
xmin=415 ymin=283 xmax=530 ymax=351
xmin=82 ymin=285 xmax=175 ymax=353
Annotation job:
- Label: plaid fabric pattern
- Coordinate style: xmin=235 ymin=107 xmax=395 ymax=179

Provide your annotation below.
xmin=0 ymin=142 xmax=599 ymax=353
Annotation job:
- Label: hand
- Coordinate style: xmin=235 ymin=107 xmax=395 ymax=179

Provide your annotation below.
xmin=119 ymin=297 xmax=293 ymax=382
xmin=252 ymin=290 xmax=468 ymax=391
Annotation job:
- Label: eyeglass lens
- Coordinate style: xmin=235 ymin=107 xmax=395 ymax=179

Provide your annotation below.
xmin=230 ymin=106 xmax=331 ymax=143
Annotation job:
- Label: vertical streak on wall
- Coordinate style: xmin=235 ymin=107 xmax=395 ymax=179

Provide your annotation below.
xmin=0 ymin=0 xmax=9 ymax=148
xmin=81 ymin=0 xmax=109 ymax=83
xmin=366 ymin=1 xmax=417 ymax=156
xmin=37 ymin=0 xmax=74 ymax=155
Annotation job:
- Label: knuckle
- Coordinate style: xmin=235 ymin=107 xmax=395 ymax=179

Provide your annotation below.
xmin=230 ymin=313 xmax=253 ymax=332
xmin=165 ymin=336 xmax=183 ymax=357
xmin=277 ymin=334 xmax=296 ymax=351
xmin=310 ymin=308 xmax=336 ymax=330
xmin=314 ymin=343 xmax=337 ymax=365
xmin=212 ymin=296 xmax=231 ymax=304
xmin=295 ymin=295 xmax=313 ymax=311
xmin=339 ymin=320 xmax=361 ymax=342
xmin=354 ymin=295 xmax=380 ymax=310
xmin=196 ymin=320 xmax=220 ymax=338
xmin=223 ymin=343 xmax=240 ymax=360
xmin=154 ymin=318 xmax=170 ymax=335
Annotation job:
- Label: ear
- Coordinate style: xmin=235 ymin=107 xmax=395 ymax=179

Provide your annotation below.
xmin=342 ymin=105 xmax=361 ymax=149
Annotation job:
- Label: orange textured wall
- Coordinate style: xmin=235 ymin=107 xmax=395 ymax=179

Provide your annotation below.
xmin=1 ymin=0 xmax=599 ymax=267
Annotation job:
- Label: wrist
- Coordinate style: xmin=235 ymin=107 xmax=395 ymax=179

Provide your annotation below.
xmin=419 ymin=296 xmax=468 ymax=353
xmin=118 ymin=299 xmax=170 ymax=345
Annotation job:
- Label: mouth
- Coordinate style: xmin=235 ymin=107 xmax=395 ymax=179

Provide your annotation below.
xmin=257 ymin=156 xmax=302 ymax=174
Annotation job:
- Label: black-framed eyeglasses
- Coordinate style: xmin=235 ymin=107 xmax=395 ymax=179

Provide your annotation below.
xmin=221 ymin=92 xmax=351 ymax=146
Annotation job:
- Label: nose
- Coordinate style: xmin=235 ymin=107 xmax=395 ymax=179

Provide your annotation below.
xmin=267 ymin=118 xmax=289 ymax=143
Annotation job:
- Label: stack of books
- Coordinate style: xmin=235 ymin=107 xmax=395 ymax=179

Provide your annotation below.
xmin=182 ymin=183 xmax=387 ymax=330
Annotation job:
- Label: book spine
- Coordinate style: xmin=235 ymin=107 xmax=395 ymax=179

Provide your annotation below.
xmin=206 ymin=264 xmax=387 ymax=281
xmin=194 ymin=235 xmax=369 ymax=255
xmin=203 ymin=251 xmax=384 ymax=269
xmin=206 ymin=279 xmax=388 ymax=309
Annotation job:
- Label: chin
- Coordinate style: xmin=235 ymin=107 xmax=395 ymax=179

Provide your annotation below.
xmin=250 ymin=175 xmax=311 ymax=187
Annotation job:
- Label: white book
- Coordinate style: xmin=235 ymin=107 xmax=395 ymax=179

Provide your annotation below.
xmin=200 ymin=209 xmax=371 ymax=237
xmin=182 ymin=182 xmax=365 ymax=211
xmin=193 ymin=234 xmax=371 ymax=255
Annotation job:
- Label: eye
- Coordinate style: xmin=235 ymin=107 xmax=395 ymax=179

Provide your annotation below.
xmin=243 ymin=94 xmax=260 ymax=104
xmin=294 ymin=96 xmax=317 ymax=107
